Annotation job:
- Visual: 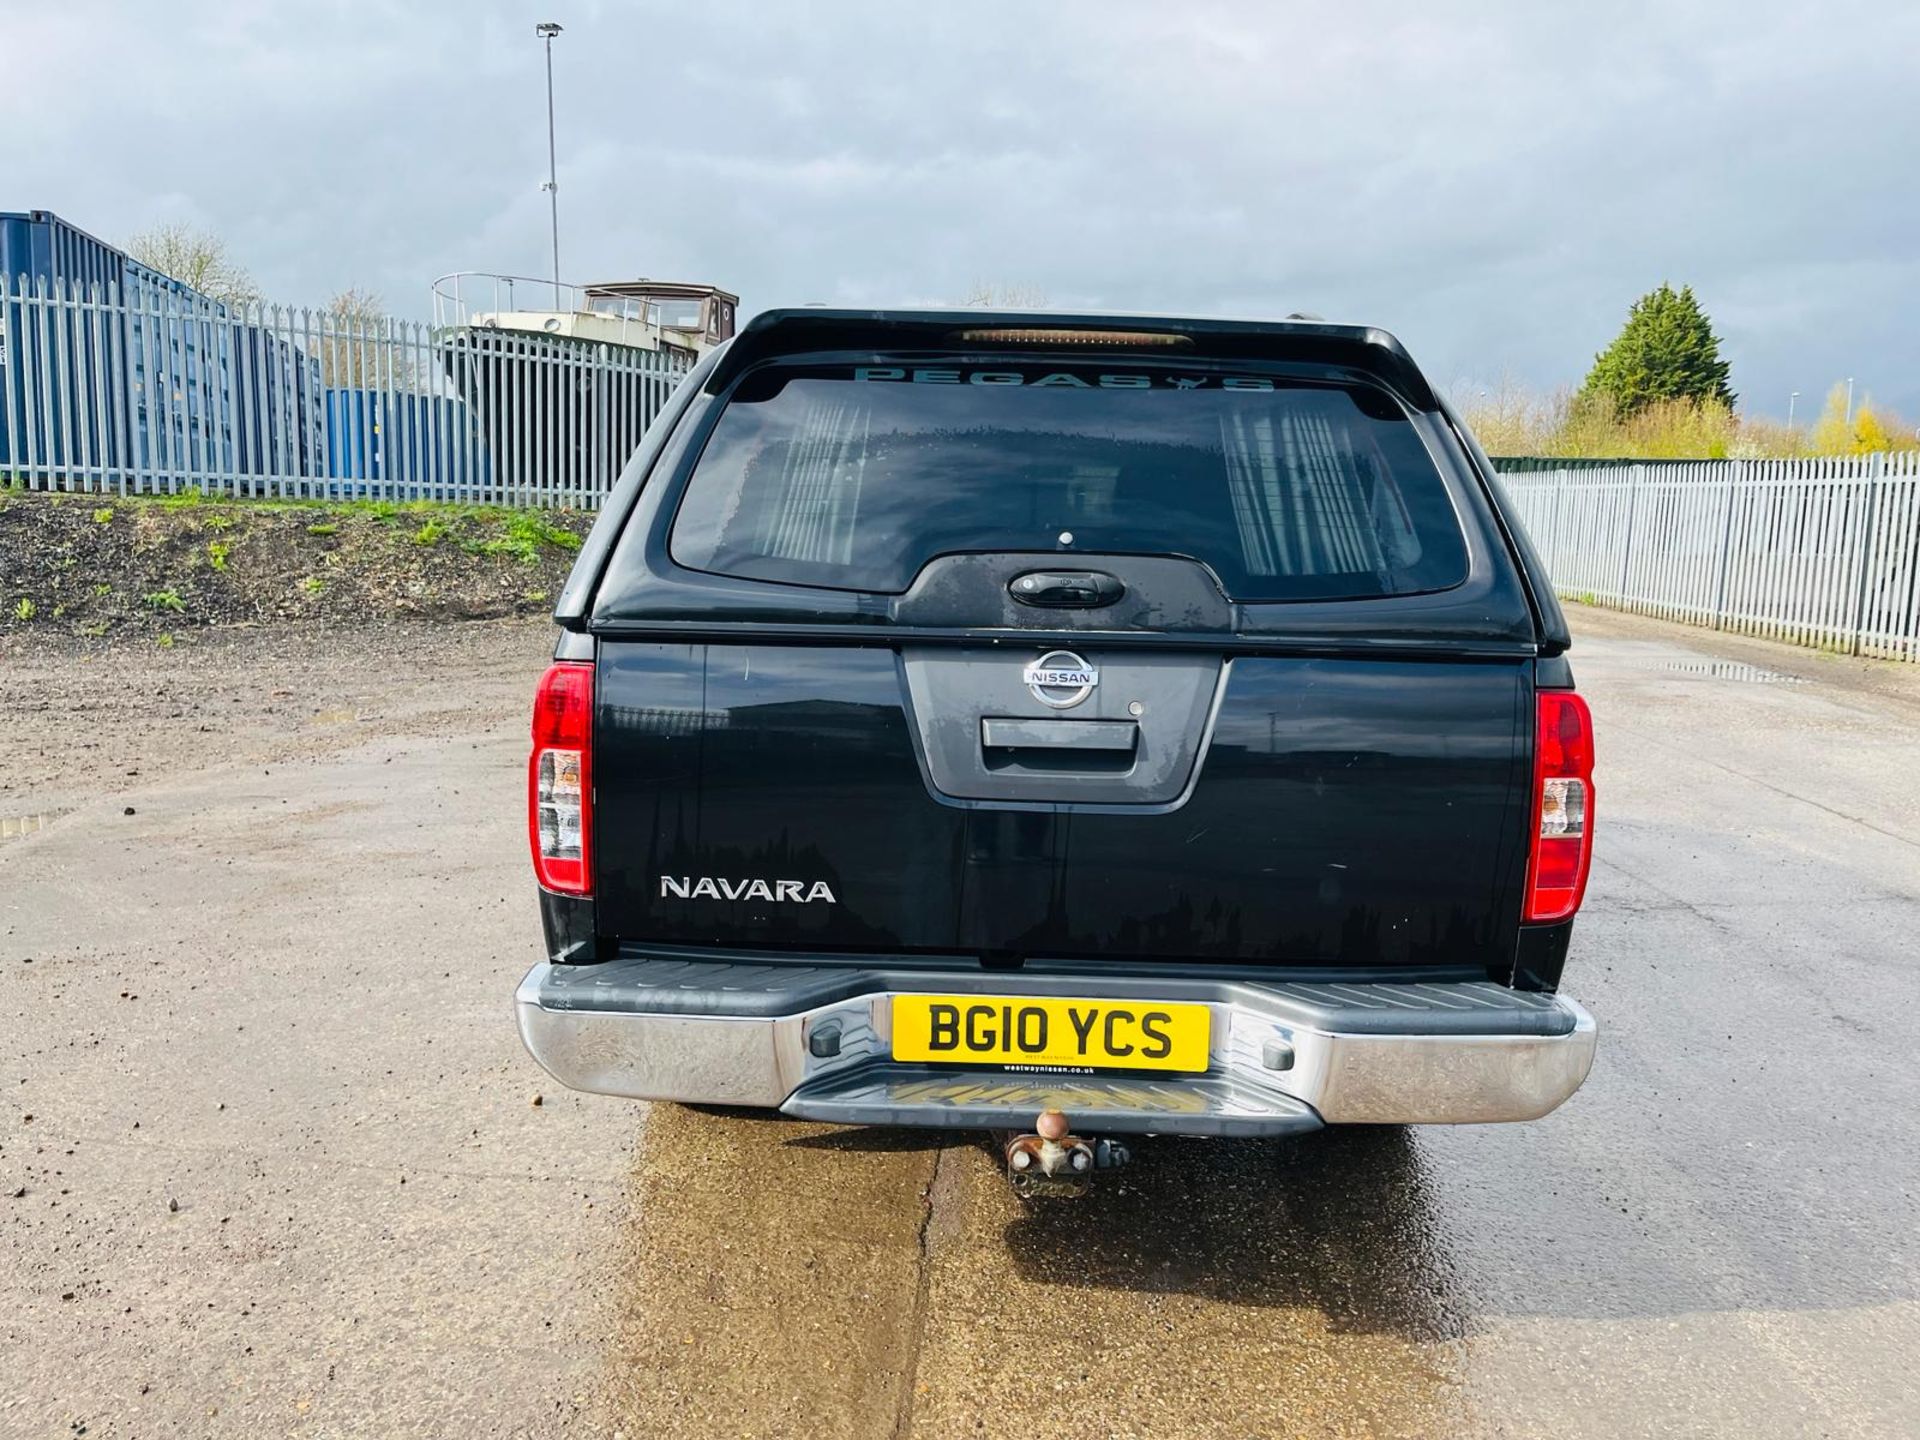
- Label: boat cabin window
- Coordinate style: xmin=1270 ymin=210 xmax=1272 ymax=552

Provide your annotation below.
xmin=655 ymin=299 xmax=706 ymax=330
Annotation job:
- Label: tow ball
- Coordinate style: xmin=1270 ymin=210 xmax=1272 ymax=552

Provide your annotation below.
xmin=1000 ymin=1110 xmax=1129 ymax=1199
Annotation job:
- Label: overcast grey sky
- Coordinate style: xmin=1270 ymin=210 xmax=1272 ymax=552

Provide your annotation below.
xmin=5 ymin=1 xmax=1916 ymax=418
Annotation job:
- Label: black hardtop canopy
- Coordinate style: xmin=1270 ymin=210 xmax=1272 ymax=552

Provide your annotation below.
xmin=704 ymin=307 xmax=1439 ymax=410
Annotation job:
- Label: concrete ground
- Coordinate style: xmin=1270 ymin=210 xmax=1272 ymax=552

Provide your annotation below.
xmin=3 ymin=608 xmax=1917 ymax=1438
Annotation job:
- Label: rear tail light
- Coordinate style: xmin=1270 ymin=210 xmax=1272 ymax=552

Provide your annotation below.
xmin=1526 ymin=690 xmax=1595 ymax=922
xmin=529 ymin=662 xmax=593 ymax=895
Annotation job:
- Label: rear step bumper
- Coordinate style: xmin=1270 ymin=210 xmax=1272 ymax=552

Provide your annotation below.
xmin=514 ymin=959 xmax=1596 ymax=1136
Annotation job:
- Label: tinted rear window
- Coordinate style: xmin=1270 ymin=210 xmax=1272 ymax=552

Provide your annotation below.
xmin=670 ymin=364 xmax=1467 ymax=600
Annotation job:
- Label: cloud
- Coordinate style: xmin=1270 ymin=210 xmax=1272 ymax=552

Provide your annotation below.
xmin=5 ymin=0 xmax=1915 ymax=415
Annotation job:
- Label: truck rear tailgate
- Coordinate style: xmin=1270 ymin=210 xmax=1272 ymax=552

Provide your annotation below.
xmin=594 ymin=639 xmax=1530 ymax=968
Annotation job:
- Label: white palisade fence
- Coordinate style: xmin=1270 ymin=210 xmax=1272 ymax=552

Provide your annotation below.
xmin=0 ymin=273 xmax=690 ymax=507
xmin=1500 ymin=457 xmax=1920 ymax=661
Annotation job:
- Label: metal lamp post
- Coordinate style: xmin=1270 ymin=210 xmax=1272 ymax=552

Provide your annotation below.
xmin=537 ymin=22 xmax=564 ymax=308
xmin=1787 ymin=391 xmax=1799 ymax=430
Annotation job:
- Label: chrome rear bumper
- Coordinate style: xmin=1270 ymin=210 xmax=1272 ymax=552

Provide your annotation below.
xmin=515 ymin=959 xmax=1596 ymax=1136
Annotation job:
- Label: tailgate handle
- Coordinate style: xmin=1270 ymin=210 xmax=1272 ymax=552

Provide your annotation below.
xmin=1009 ymin=570 xmax=1126 ymax=608
xmin=981 ymin=718 xmax=1138 ymax=753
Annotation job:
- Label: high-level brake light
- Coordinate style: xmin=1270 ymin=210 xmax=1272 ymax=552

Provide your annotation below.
xmin=950 ymin=327 xmax=1193 ymax=348
xmin=1525 ymin=691 xmax=1595 ymax=923
xmin=529 ymin=662 xmax=593 ymax=895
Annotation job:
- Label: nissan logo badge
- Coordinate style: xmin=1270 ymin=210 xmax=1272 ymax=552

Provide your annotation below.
xmin=1022 ymin=650 xmax=1098 ymax=709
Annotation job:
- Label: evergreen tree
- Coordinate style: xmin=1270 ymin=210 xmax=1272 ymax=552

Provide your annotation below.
xmin=1582 ymin=284 xmax=1734 ymax=415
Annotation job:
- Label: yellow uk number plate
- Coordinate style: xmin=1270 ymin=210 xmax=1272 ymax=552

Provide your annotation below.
xmin=892 ymin=996 xmax=1211 ymax=1073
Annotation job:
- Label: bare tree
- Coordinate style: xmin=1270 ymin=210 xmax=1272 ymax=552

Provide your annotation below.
xmin=314 ymin=288 xmax=417 ymax=390
xmin=126 ymin=223 xmax=260 ymax=307
xmin=959 ymin=281 xmax=1049 ymax=309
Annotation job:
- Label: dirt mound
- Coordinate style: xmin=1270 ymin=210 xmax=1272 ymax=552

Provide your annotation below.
xmin=0 ymin=490 xmax=594 ymax=635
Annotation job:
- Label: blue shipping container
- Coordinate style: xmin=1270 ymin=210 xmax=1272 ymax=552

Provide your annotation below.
xmin=323 ymin=388 xmax=486 ymax=496
xmin=0 ymin=208 xmax=127 ymax=296
xmin=0 ymin=208 xmax=318 ymax=483
xmin=1 ymin=210 xmax=133 ymax=475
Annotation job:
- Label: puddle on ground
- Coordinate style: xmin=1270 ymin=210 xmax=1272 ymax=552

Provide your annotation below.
xmin=1662 ymin=660 xmax=1808 ymax=685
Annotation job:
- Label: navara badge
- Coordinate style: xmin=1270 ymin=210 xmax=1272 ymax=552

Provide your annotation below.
xmin=1023 ymin=650 xmax=1099 ymax=709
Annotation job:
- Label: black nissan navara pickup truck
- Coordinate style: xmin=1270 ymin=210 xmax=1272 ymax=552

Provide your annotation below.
xmin=516 ymin=308 xmax=1596 ymax=1192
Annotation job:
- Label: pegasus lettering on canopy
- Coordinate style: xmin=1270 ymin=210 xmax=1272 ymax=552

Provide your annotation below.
xmin=853 ymin=366 xmax=1279 ymax=391
xmin=659 ymin=875 xmax=838 ymax=904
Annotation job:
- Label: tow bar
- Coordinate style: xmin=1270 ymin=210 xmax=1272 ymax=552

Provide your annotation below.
xmin=999 ymin=1110 xmax=1130 ymax=1199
